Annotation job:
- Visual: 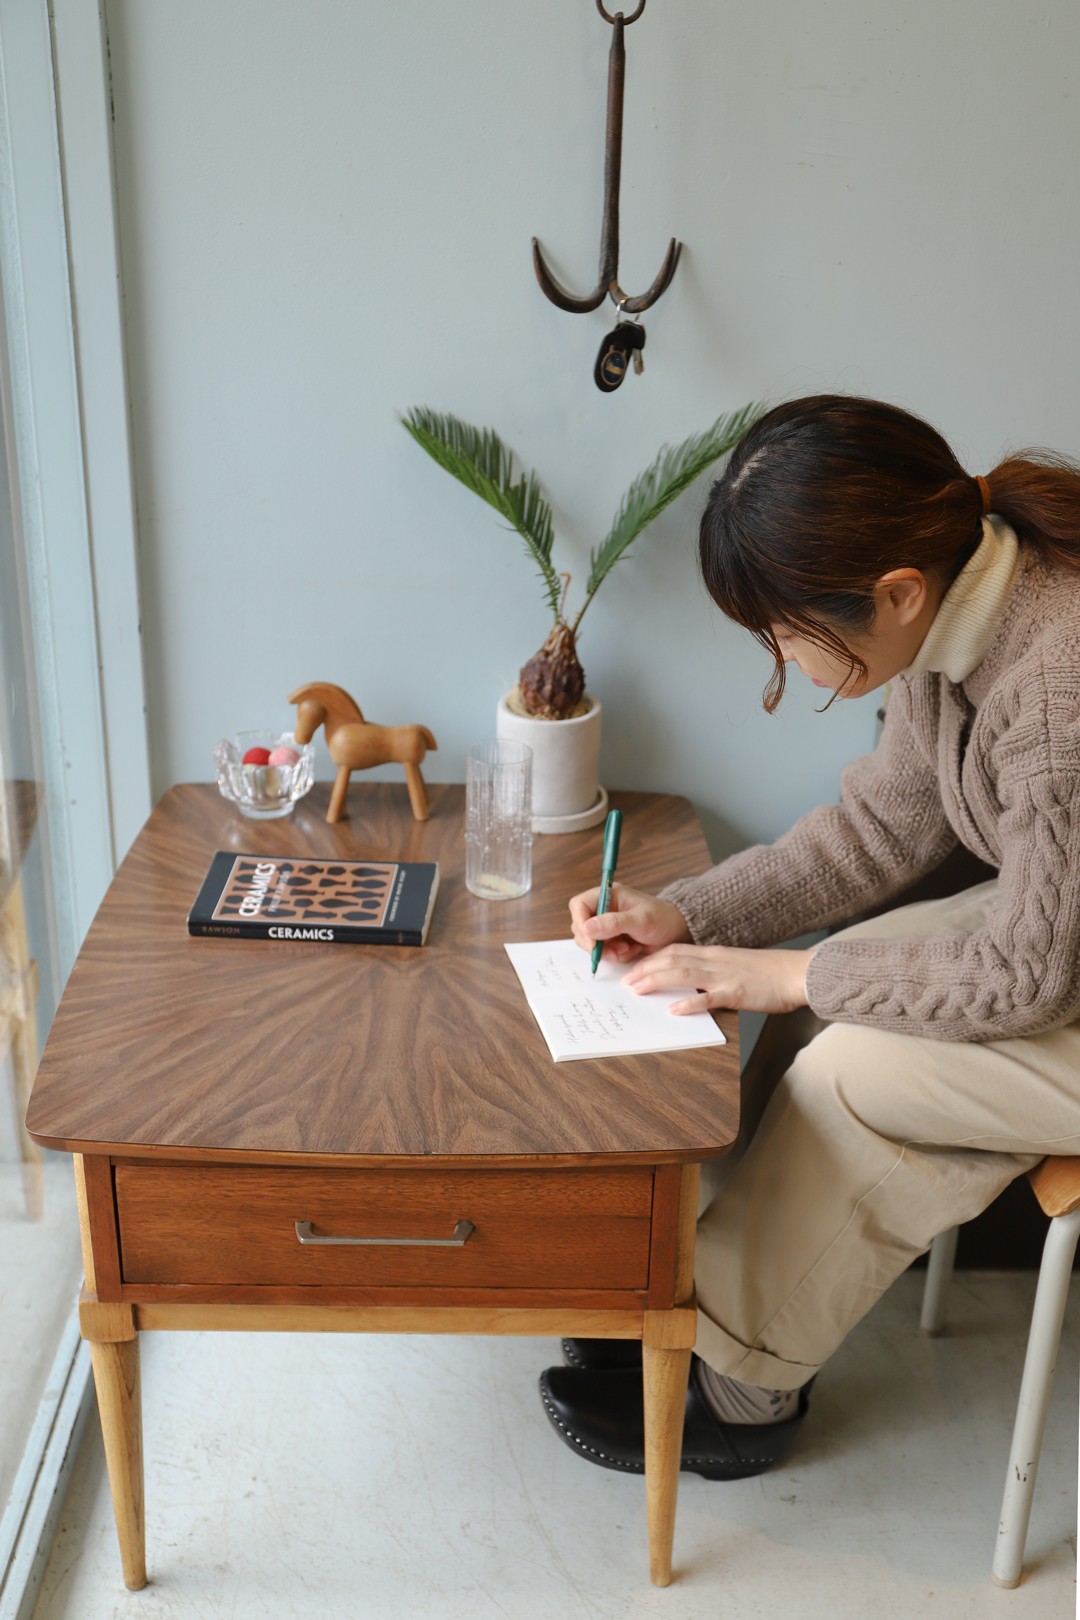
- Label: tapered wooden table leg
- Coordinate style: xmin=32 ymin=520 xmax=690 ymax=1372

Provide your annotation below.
xmin=642 ymin=1343 xmax=691 ymax=1587
xmin=89 ymin=1336 xmax=146 ymax=1590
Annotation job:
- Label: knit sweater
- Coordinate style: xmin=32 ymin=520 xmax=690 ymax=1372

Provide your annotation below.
xmin=660 ymin=523 xmax=1080 ymax=1042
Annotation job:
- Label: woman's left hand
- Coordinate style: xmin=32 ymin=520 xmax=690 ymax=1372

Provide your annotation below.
xmin=622 ymin=944 xmax=817 ymax=1017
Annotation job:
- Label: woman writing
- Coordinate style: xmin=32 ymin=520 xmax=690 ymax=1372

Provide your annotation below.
xmin=540 ymin=394 xmax=1080 ymax=1477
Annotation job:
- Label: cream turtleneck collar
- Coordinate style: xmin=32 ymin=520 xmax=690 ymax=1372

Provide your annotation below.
xmin=903 ymin=516 xmax=1021 ymax=684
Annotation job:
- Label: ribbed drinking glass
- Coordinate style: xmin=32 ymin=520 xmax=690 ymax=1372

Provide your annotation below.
xmin=465 ymin=740 xmax=533 ymax=900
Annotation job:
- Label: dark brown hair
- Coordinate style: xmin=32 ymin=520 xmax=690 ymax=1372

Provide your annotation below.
xmin=700 ymin=395 xmax=1080 ymax=710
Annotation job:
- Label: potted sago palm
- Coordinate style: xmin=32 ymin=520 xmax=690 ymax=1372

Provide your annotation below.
xmin=402 ymin=404 xmax=759 ymax=828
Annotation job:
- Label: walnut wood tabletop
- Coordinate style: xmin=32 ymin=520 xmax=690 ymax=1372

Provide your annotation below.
xmin=26 ymin=782 xmax=739 ymax=1593
xmin=27 ymin=782 xmax=738 ymax=1164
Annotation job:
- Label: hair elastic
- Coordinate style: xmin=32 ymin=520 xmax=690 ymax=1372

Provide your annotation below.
xmin=975 ymin=474 xmax=991 ymax=515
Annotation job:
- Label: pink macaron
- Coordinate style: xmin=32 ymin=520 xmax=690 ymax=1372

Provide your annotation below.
xmin=268 ymin=745 xmax=301 ymax=768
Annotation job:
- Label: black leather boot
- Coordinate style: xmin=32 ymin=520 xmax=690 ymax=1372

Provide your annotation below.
xmin=539 ymin=1358 xmax=812 ymax=1480
xmin=561 ymin=1337 xmax=642 ymax=1370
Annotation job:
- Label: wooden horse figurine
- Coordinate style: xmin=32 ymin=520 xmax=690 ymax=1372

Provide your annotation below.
xmin=288 ymin=683 xmax=437 ymax=824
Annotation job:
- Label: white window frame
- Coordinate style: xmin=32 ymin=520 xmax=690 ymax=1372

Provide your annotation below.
xmin=0 ymin=2 xmax=147 ymax=1612
xmin=0 ymin=0 xmax=149 ymax=982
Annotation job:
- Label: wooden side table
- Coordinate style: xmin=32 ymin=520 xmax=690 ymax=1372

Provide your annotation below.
xmin=27 ymin=784 xmax=739 ymax=1591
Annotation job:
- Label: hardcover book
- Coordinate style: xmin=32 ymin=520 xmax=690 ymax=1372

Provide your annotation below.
xmin=187 ymin=852 xmax=440 ymax=946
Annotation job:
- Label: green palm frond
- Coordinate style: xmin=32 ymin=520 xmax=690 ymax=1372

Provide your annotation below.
xmin=401 ymin=408 xmax=562 ymax=619
xmin=574 ymin=403 xmax=762 ymax=630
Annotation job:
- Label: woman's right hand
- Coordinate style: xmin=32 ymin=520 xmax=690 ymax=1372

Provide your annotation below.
xmin=568 ymin=882 xmax=692 ymax=965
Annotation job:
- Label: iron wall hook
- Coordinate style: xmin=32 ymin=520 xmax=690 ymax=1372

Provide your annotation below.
xmin=532 ymin=0 xmax=681 ymax=316
xmin=595 ymin=0 xmax=646 ymax=22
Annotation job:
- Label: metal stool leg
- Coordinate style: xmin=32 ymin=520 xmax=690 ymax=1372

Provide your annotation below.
xmin=992 ymin=1205 xmax=1080 ymax=1588
xmin=920 ymin=1226 xmax=959 ymax=1335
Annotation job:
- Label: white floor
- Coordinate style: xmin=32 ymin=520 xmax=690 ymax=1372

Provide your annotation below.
xmin=32 ymin=1271 xmax=1078 ymax=1619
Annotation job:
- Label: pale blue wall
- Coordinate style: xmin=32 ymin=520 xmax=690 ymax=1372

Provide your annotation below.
xmin=104 ymin=0 xmax=1080 ymax=860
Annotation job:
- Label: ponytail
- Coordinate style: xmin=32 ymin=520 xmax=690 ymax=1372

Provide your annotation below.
xmin=984 ymin=451 xmax=1080 ymax=571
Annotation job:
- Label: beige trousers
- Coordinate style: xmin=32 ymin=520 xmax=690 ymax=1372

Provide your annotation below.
xmin=694 ymin=881 xmax=1080 ymax=1390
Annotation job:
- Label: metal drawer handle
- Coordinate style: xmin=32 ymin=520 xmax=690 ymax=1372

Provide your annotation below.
xmin=294 ymin=1219 xmax=475 ymax=1248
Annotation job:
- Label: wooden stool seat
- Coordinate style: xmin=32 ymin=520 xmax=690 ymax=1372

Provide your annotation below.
xmin=1028 ymin=1154 xmax=1080 ymax=1218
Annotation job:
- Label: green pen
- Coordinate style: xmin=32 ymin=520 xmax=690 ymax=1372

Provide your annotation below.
xmin=591 ymin=808 xmax=623 ymax=975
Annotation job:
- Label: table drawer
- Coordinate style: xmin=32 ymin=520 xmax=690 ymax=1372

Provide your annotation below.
xmin=115 ymin=1163 xmax=654 ymax=1291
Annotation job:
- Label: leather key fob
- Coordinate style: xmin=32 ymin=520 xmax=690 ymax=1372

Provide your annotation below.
xmin=594 ymin=321 xmax=645 ymax=392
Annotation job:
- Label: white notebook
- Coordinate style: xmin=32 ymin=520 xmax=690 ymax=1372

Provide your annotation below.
xmin=504 ymin=937 xmax=728 ymax=1064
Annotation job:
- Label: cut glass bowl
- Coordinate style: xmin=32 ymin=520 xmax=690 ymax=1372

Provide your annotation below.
xmin=212 ymin=729 xmax=315 ymax=820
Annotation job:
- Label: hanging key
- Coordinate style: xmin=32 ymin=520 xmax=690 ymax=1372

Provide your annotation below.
xmin=594 ymin=320 xmax=646 ymax=392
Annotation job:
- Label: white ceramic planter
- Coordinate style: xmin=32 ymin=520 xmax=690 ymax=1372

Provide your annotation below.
xmin=496 ymin=692 xmax=603 ymax=828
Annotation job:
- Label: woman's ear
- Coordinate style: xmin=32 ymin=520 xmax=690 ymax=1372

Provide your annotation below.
xmin=874 ymin=568 xmax=929 ymax=628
